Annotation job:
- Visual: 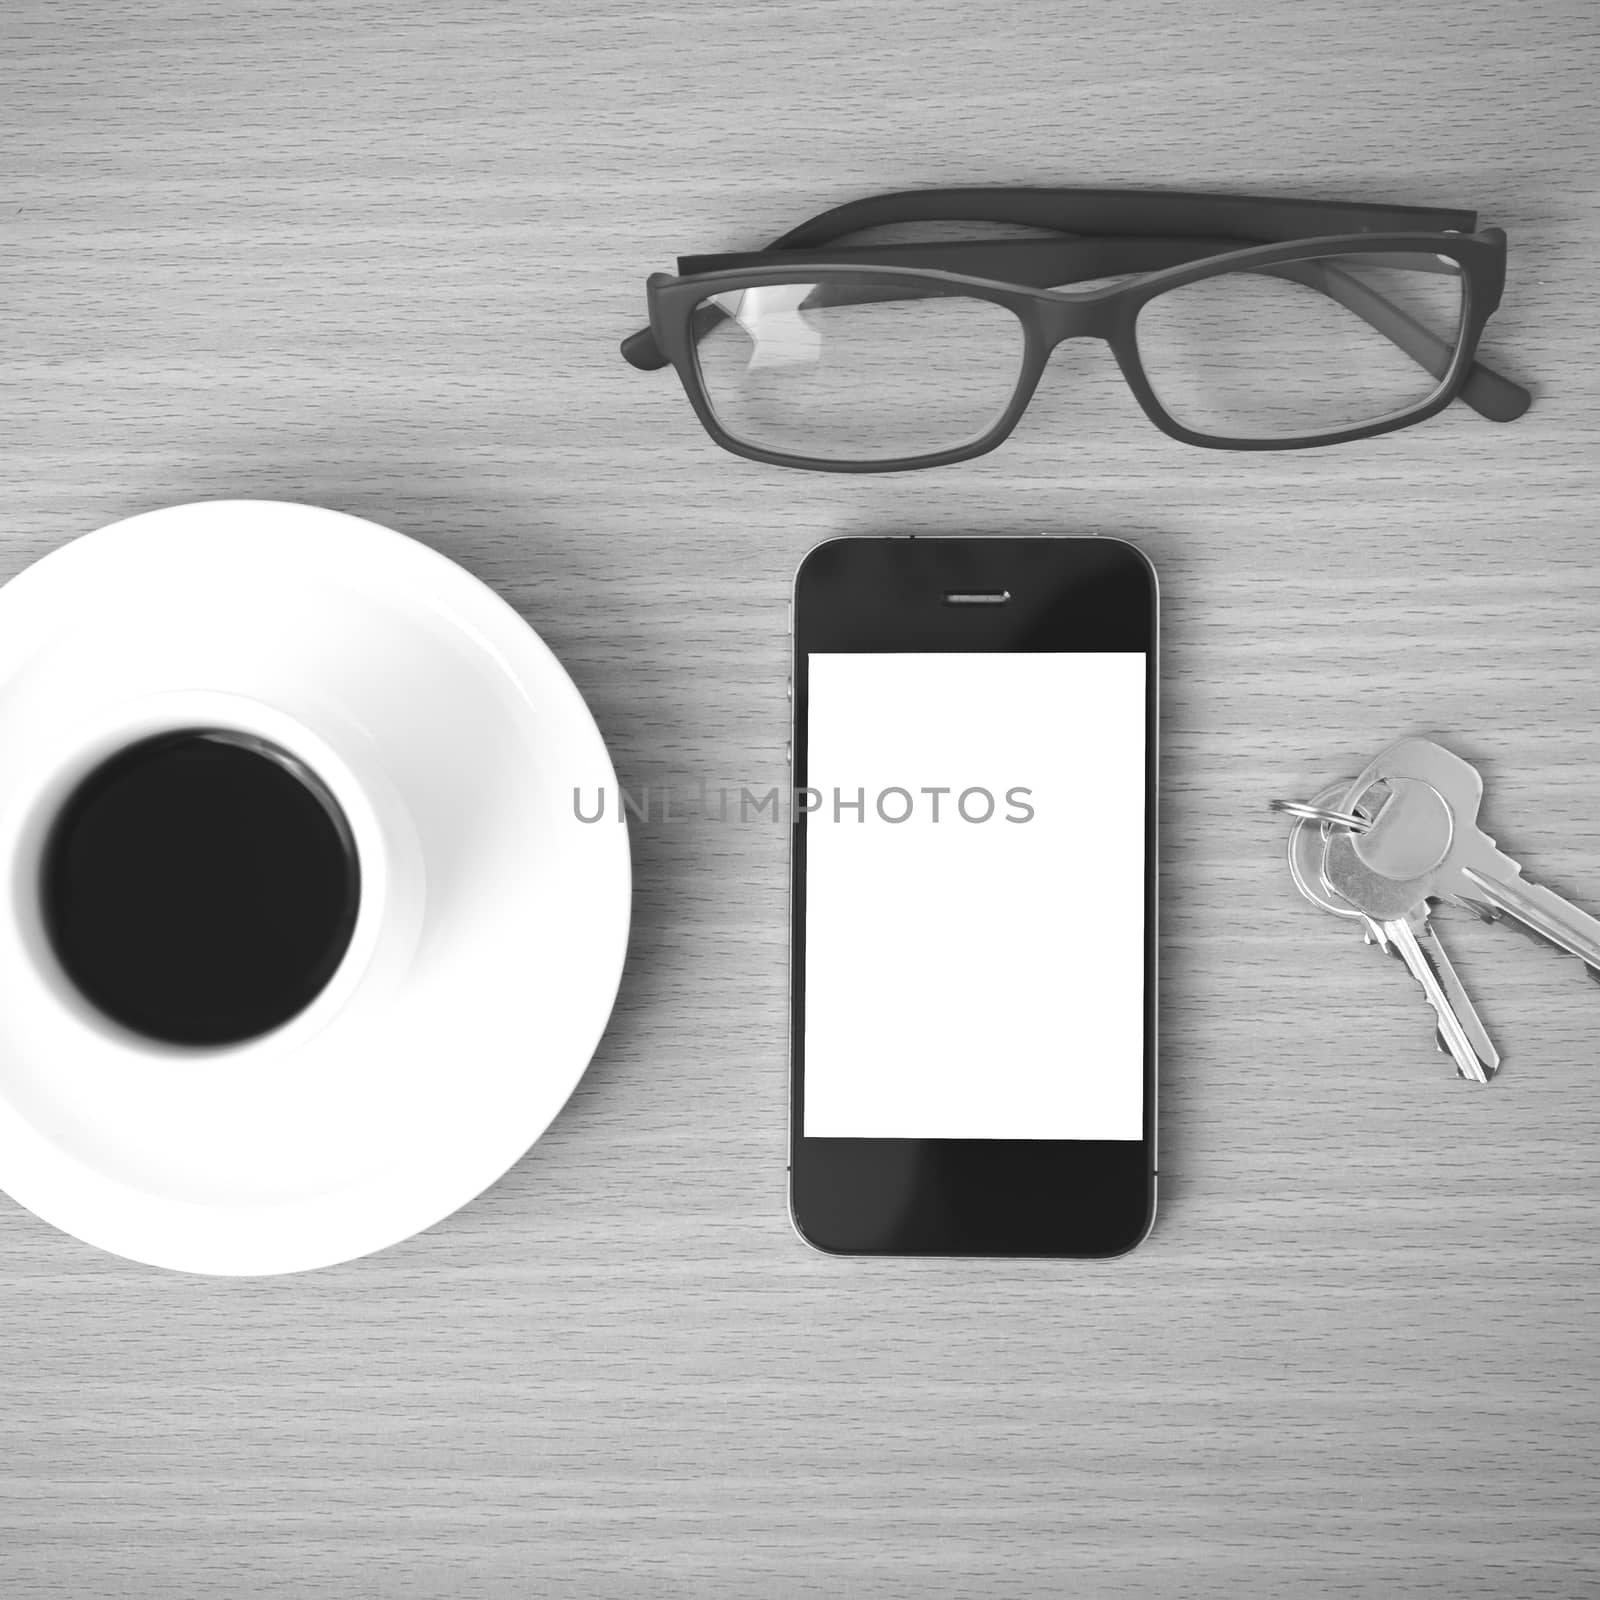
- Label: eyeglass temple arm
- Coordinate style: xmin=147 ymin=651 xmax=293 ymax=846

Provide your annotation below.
xmin=766 ymin=186 xmax=1485 ymax=248
xmin=623 ymin=188 xmax=1529 ymax=421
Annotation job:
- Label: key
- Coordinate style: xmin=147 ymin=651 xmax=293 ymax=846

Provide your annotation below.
xmin=1286 ymin=783 xmax=1497 ymax=1081
xmin=1324 ymin=737 xmax=1600 ymax=976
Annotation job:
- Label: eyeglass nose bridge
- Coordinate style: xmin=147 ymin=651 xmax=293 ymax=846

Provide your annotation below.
xmin=1033 ymin=292 xmax=1122 ymax=351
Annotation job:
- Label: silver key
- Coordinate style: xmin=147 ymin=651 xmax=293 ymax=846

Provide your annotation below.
xmin=1325 ymin=737 xmax=1600 ymax=976
xmin=1287 ymin=783 xmax=1497 ymax=1081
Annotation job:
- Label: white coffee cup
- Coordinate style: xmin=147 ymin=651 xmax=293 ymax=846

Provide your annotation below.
xmin=0 ymin=687 xmax=426 ymax=1066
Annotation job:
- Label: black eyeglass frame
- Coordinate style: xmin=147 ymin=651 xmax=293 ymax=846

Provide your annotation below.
xmin=623 ymin=189 xmax=1527 ymax=473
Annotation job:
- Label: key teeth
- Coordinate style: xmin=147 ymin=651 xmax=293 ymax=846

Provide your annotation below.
xmin=1435 ymin=1028 xmax=1495 ymax=1082
xmin=1435 ymin=1033 xmax=1498 ymax=1082
xmin=1446 ymin=1030 xmax=1491 ymax=1081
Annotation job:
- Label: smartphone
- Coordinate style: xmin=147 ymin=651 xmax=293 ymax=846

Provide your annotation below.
xmin=788 ymin=535 xmax=1157 ymax=1257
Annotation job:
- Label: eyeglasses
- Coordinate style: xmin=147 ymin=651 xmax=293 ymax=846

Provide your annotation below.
xmin=622 ymin=187 xmax=1531 ymax=472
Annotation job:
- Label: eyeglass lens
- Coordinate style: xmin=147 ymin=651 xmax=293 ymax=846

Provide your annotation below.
xmin=692 ymin=281 xmax=1027 ymax=464
xmin=1133 ymin=251 xmax=1466 ymax=440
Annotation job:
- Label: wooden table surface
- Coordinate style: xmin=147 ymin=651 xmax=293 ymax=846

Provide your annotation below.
xmin=3 ymin=2 xmax=1598 ymax=1595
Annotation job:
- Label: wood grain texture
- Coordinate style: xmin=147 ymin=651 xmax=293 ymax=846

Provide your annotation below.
xmin=2 ymin=1 xmax=1599 ymax=1595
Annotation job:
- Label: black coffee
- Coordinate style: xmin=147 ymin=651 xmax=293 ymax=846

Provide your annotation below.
xmin=41 ymin=730 xmax=361 ymax=1046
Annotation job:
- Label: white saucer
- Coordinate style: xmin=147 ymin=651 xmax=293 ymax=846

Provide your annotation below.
xmin=0 ymin=501 xmax=630 ymax=1274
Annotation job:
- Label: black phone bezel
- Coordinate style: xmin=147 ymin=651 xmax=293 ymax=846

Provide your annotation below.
xmin=788 ymin=535 xmax=1158 ymax=1257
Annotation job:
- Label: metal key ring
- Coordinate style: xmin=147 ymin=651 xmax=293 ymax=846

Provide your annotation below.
xmin=1270 ymin=797 xmax=1373 ymax=833
xmin=1285 ymin=782 xmax=1373 ymax=919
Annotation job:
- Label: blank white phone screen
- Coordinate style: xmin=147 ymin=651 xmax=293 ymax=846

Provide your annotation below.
xmin=802 ymin=652 xmax=1146 ymax=1140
